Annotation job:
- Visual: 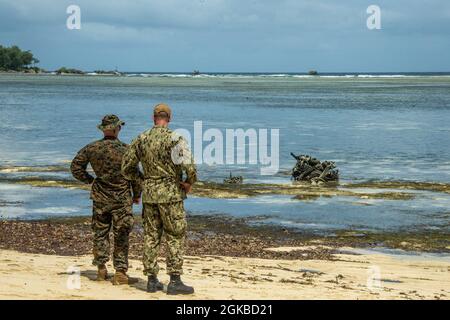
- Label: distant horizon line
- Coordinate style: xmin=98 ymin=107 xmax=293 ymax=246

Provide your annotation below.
xmin=67 ymin=70 xmax=450 ymax=74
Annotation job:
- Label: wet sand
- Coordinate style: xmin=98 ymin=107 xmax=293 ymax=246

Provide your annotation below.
xmin=0 ymin=217 xmax=335 ymax=260
xmin=1 ymin=215 xmax=448 ymax=258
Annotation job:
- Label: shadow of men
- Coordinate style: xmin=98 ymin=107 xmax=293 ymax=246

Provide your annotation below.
xmin=58 ymin=269 xmax=149 ymax=290
xmin=128 ymin=277 xmax=167 ymax=293
xmin=80 ymin=270 xmax=101 ymax=281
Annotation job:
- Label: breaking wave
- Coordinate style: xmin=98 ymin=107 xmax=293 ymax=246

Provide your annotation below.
xmin=119 ymin=73 xmax=450 ymax=79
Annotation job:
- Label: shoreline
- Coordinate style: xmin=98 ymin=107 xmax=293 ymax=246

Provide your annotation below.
xmin=0 ymin=215 xmax=448 ymax=259
xmin=0 ymin=166 xmax=449 ymax=254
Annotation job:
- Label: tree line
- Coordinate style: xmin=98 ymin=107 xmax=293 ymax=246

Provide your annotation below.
xmin=0 ymin=45 xmax=39 ymax=71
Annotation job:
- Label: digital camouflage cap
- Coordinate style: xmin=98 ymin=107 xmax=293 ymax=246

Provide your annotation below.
xmin=97 ymin=114 xmax=125 ymax=131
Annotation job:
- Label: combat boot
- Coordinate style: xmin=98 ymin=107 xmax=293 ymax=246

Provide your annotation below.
xmin=147 ymin=275 xmax=164 ymax=293
xmin=112 ymin=269 xmax=129 ymax=285
xmin=97 ymin=264 xmax=108 ymax=281
xmin=167 ymin=275 xmax=194 ymax=295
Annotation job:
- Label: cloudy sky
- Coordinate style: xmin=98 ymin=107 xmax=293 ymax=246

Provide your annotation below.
xmin=1 ymin=0 xmax=449 ymax=72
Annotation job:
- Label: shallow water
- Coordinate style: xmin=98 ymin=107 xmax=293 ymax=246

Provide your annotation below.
xmin=1 ymin=74 xmax=450 ymax=232
xmin=1 ymin=183 xmax=448 ymax=234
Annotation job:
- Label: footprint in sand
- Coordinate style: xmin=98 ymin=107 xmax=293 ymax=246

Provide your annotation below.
xmin=7 ymin=263 xmax=21 ymax=267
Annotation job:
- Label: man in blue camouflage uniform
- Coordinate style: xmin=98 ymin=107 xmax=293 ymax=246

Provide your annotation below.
xmin=122 ymin=103 xmax=197 ymax=295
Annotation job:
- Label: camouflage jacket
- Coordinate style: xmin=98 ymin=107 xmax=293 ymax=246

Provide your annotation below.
xmin=71 ymin=137 xmax=142 ymax=205
xmin=121 ymin=125 xmax=197 ymax=204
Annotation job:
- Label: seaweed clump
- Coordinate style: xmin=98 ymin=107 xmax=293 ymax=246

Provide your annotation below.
xmin=291 ymin=153 xmax=339 ymax=185
xmin=224 ymin=172 xmax=243 ymax=184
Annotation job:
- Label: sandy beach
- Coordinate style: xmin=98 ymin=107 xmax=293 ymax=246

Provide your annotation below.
xmin=0 ymin=215 xmax=449 ymax=300
xmin=0 ymin=248 xmax=448 ymax=300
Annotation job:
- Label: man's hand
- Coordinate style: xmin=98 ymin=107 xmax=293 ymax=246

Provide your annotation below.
xmin=133 ymin=197 xmax=140 ymax=204
xmin=180 ymin=182 xmax=192 ymax=194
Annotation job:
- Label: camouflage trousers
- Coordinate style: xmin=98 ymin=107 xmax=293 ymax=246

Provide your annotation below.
xmin=91 ymin=201 xmax=134 ymax=271
xmin=142 ymin=201 xmax=187 ymax=276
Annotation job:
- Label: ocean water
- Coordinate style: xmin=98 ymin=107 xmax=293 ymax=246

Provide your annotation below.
xmin=1 ymin=73 xmax=450 ymax=233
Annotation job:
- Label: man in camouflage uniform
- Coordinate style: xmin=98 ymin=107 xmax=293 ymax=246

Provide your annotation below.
xmin=71 ymin=115 xmax=142 ymax=285
xmin=122 ymin=103 xmax=197 ymax=295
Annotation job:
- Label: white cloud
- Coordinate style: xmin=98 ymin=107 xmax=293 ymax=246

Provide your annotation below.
xmin=79 ymin=22 xmax=175 ymax=44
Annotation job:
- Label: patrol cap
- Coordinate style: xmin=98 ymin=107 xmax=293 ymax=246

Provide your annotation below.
xmin=153 ymin=103 xmax=172 ymax=118
xmin=97 ymin=114 xmax=125 ymax=131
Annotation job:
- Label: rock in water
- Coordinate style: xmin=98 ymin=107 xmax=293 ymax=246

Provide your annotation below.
xmin=223 ymin=172 xmax=243 ymax=184
xmin=290 ymin=153 xmax=339 ymax=185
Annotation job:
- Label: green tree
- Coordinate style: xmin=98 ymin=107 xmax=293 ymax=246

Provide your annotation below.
xmin=0 ymin=46 xmax=12 ymax=70
xmin=0 ymin=45 xmax=39 ymax=71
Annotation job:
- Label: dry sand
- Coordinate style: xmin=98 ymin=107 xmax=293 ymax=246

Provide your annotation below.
xmin=0 ymin=248 xmax=448 ymax=300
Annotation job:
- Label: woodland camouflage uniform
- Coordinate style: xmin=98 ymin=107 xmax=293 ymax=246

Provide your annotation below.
xmin=121 ymin=124 xmax=197 ymax=276
xmin=71 ymin=115 xmax=142 ymax=272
